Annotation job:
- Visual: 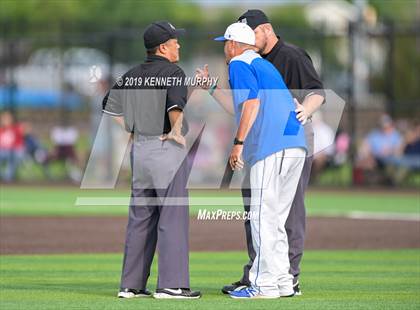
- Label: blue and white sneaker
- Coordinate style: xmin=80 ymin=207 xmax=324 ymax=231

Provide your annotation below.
xmin=229 ymin=286 xmax=280 ymax=299
xmin=229 ymin=287 xmax=258 ymax=299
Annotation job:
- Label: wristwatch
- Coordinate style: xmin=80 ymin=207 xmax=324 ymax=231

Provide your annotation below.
xmin=208 ymin=83 xmax=217 ymax=96
xmin=233 ymin=138 xmax=244 ymax=145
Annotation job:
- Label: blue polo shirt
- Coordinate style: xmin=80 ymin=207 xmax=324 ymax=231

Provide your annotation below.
xmin=228 ymin=49 xmax=307 ymax=166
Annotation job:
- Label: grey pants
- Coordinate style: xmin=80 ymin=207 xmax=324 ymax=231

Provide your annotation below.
xmin=120 ymin=136 xmax=190 ymax=290
xmin=240 ymin=123 xmax=314 ymax=284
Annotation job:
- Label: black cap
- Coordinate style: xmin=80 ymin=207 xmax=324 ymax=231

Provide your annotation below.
xmin=237 ymin=9 xmax=270 ymax=30
xmin=143 ymin=21 xmax=185 ymax=49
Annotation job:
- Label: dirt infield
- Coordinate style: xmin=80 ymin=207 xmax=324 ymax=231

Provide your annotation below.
xmin=1 ymin=216 xmax=419 ymax=255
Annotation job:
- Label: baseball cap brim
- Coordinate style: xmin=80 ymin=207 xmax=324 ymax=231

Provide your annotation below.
xmin=174 ymin=28 xmax=186 ymax=36
xmin=214 ymin=36 xmax=227 ymax=41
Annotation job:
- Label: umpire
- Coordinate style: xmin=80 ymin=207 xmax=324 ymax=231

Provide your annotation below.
xmin=102 ymin=21 xmax=201 ymax=299
xmin=223 ymin=10 xmax=325 ymax=296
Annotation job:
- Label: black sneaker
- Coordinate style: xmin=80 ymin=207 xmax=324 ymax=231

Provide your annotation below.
xmin=293 ymin=281 xmax=302 ymax=296
xmin=118 ymin=288 xmax=152 ymax=298
xmin=221 ymin=281 xmax=249 ymax=294
xmin=153 ymin=288 xmax=201 ymax=299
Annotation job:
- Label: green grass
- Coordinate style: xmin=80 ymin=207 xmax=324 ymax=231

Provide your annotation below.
xmin=1 ymin=250 xmax=419 ymax=309
xmin=0 ymin=186 xmax=419 ymax=217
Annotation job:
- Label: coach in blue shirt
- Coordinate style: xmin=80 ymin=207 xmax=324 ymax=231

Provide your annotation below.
xmin=214 ymin=22 xmax=307 ymax=299
xmin=226 ymin=47 xmax=306 ymax=168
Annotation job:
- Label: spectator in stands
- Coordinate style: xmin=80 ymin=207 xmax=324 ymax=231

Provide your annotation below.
xmin=333 ymin=128 xmax=350 ymax=166
xmin=401 ymin=124 xmax=420 ymax=164
xmin=0 ymin=111 xmax=25 ymax=182
xmin=357 ymin=114 xmax=403 ymax=185
xmin=45 ymin=120 xmax=81 ymax=182
xmin=387 ymin=123 xmax=420 ymax=184
xmin=21 ymin=122 xmax=49 ymax=175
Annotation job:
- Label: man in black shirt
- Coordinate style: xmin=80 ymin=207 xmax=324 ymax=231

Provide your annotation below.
xmin=103 ymin=21 xmax=200 ymax=299
xmin=196 ymin=9 xmax=324 ymax=296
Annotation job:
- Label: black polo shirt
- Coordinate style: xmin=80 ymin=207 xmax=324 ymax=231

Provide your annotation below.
xmin=102 ymin=54 xmax=188 ymax=136
xmin=263 ymin=36 xmax=325 ymax=103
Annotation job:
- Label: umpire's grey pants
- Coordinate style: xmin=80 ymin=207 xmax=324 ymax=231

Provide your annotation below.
xmin=240 ymin=123 xmax=314 ymax=284
xmin=120 ymin=136 xmax=190 ymax=290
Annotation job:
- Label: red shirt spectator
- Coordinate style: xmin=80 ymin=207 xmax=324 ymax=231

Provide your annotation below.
xmin=0 ymin=123 xmax=24 ymax=151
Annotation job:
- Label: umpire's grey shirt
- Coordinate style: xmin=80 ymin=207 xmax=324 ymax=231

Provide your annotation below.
xmin=102 ymin=54 xmax=188 ymax=136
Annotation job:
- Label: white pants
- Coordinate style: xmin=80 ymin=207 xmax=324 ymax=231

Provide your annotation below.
xmin=248 ymin=148 xmax=306 ymax=297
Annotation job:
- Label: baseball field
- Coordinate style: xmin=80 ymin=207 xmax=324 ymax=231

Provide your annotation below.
xmin=1 ymin=186 xmax=419 ymax=309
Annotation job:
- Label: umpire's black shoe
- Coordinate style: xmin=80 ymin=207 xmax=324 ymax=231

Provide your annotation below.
xmin=293 ymin=281 xmax=302 ymax=296
xmin=118 ymin=288 xmax=152 ymax=298
xmin=153 ymin=288 xmax=201 ymax=299
xmin=221 ymin=281 xmax=249 ymax=294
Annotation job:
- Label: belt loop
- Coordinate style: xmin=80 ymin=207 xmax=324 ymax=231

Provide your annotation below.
xmin=134 ymin=134 xmax=162 ymax=142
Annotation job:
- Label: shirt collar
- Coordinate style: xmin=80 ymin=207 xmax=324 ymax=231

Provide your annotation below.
xmin=145 ymin=54 xmax=171 ymax=63
xmin=229 ymin=49 xmax=259 ymax=64
xmin=263 ymin=36 xmax=284 ymax=56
